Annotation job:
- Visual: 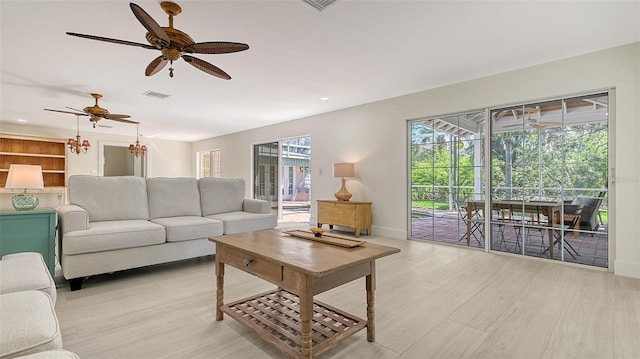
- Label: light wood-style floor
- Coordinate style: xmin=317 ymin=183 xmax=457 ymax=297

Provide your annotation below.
xmin=54 ymin=228 xmax=640 ymax=359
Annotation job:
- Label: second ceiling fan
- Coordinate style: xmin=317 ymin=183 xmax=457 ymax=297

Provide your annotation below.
xmin=66 ymin=2 xmax=249 ymax=79
xmin=45 ymin=93 xmax=139 ymax=128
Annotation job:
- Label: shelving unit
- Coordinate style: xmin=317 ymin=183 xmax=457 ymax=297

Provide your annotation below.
xmin=0 ymin=134 xmax=67 ymax=187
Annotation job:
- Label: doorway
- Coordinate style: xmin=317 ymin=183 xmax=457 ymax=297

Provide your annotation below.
xmin=253 ymin=136 xmax=310 ymax=225
xmin=99 ymin=141 xmax=146 ymax=177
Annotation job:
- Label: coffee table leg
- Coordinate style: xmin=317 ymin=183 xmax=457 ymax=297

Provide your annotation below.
xmin=366 ymin=261 xmax=376 ymax=342
xmin=300 ymin=279 xmax=313 ymax=359
xmin=216 ymin=256 xmax=224 ymax=321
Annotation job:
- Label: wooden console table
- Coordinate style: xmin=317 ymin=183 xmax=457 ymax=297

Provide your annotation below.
xmin=317 ymin=200 xmax=371 ymax=237
xmin=210 ymin=229 xmax=399 ymax=359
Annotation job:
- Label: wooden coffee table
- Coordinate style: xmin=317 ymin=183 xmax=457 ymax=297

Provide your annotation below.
xmin=209 ymin=229 xmax=400 ymax=359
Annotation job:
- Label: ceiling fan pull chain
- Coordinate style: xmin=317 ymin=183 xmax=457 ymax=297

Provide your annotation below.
xmin=169 ymin=60 xmax=174 ymax=78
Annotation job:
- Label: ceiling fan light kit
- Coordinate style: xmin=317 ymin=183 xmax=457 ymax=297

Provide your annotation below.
xmin=66 ymin=1 xmax=249 ymax=79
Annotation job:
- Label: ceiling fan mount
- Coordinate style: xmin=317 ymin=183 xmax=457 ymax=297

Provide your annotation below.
xmin=160 ymin=1 xmax=182 ymax=17
xmin=66 ymin=2 xmax=249 ymax=79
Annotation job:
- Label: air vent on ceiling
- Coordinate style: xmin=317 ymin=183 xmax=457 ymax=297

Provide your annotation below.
xmin=143 ymin=90 xmax=170 ymax=99
xmin=302 ymin=0 xmax=336 ymax=11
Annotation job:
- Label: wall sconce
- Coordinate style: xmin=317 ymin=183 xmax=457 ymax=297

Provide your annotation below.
xmin=333 ymin=162 xmax=354 ymax=201
xmin=4 ymin=164 xmax=45 ymax=210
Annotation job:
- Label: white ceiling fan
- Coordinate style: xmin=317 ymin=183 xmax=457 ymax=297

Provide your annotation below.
xmin=497 ymin=107 xmax=560 ymax=130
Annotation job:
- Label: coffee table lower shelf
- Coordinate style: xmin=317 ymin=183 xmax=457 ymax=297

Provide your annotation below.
xmin=221 ymin=288 xmax=367 ymax=359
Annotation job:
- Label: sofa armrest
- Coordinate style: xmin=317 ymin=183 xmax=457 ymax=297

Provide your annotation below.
xmin=56 ymin=205 xmax=89 ymax=233
xmin=242 ymin=199 xmax=271 ymax=214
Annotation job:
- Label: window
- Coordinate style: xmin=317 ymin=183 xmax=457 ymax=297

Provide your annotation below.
xmin=197 ymin=149 xmax=221 ymax=178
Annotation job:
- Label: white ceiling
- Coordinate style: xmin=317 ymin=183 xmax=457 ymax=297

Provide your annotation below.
xmin=1 ymin=1 xmax=638 ymax=142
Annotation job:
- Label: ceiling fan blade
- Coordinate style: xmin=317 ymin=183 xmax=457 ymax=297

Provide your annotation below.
xmin=130 ymin=3 xmax=170 ymax=48
xmin=530 ymin=121 xmax=562 ymax=129
xmin=145 ymin=56 xmax=169 ymax=76
xmin=44 ymin=109 xmax=87 ymax=116
xmin=105 ymin=114 xmax=131 ymax=119
xmin=107 ymin=117 xmax=139 ymax=124
xmin=65 ymin=106 xmax=86 ymax=113
xmin=184 ymin=42 xmax=249 ymax=54
xmin=495 ymin=111 xmax=512 ymax=120
xmin=182 ymin=55 xmax=231 ymax=80
xmin=66 ymin=32 xmax=156 ymax=50
xmin=502 ymin=123 xmax=524 ymax=129
xmin=520 ymin=107 xmax=539 ymax=114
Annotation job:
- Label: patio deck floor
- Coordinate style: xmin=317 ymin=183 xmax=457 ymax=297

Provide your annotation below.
xmin=411 ymin=210 xmax=608 ymax=268
xmin=278 ymin=204 xmax=608 ymax=269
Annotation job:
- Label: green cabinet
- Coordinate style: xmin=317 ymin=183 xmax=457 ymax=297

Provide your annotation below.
xmin=0 ymin=208 xmax=56 ymax=276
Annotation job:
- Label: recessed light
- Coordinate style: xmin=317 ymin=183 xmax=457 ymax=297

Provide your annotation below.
xmin=17 ymin=119 xmax=26 ymax=123
xmin=320 ymin=97 xmax=329 ymax=101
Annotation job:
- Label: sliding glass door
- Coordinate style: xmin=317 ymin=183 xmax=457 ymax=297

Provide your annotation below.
xmin=253 ymin=142 xmax=279 ymax=215
xmin=408 ymin=92 xmax=609 ymax=269
xmin=253 ymin=137 xmax=312 ymax=222
xmin=409 ymin=111 xmax=486 ymax=247
xmin=489 ymin=93 xmax=609 ymax=267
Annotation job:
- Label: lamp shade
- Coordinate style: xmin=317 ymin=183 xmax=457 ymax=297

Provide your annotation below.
xmin=5 ymin=164 xmax=44 ymax=189
xmin=333 ymin=163 xmax=354 ymax=178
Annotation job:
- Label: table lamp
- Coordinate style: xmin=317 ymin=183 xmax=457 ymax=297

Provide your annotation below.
xmin=333 ymin=162 xmax=354 ymax=201
xmin=4 ymin=164 xmax=45 ymax=210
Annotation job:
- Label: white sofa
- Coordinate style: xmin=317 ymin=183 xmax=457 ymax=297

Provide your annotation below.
xmin=0 ymin=252 xmax=79 ymax=359
xmin=57 ymin=176 xmax=276 ymax=290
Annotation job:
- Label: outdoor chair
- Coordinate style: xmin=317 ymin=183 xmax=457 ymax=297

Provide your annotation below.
xmin=492 ymin=205 xmax=509 ymax=251
xmin=543 ymin=204 xmax=583 ymax=259
xmin=566 ymin=187 xmax=606 ymax=233
xmin=456 ymin=202 xmax=484 ymax=247
xmin=507 ymin=204 xmax=550 ymax=254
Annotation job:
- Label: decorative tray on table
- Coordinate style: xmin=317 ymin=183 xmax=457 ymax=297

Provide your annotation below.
xmin=283 ymin=230 xmax=365 ymax=248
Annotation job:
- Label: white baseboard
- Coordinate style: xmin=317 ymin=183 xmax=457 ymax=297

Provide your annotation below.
xmin=371 ymin=226 xmax=406 ymax=240
xmin=614 ymin=259 xmax=640 ymax=279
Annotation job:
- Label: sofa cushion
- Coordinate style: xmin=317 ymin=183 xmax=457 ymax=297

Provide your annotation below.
xmin=206 ymin=211 xmax=278 ymax=235
xmin=0 ymin=253 xmax=57 ymax=304
xmin=14 ymin=350 xmax=80 ymax=359
xmin=571 ymin=195 xmax=597 ymax=208
xmin=150 ymin=216 xmax=223 ymax=242
xmin=147 ymin=177 xmax=202 ymax=219
xmin=68 ymin=175 xmax=149 ymax=222
xmin=62 ymin=220 xmax=166 ymax=255
xmin=0 ymin=291 xmax=62 ymax=359
xmin=199 ymin=178 xmax=245 ymax=216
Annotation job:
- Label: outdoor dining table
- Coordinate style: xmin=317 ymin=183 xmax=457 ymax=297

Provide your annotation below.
xmin=466 ymin=200 xmax=562 ymax=257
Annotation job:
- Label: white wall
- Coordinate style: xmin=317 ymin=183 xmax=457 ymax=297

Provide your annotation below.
xmin=193 ymin=43 xmax=640 ymax=278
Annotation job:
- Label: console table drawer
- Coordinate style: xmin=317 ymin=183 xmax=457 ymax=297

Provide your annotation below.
xmin=219 ymin=246 xmax=282 ymax=283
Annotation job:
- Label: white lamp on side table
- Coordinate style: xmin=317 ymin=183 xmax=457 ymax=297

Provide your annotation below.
xmin=4 ymin=164 xmax=45 ymax=211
